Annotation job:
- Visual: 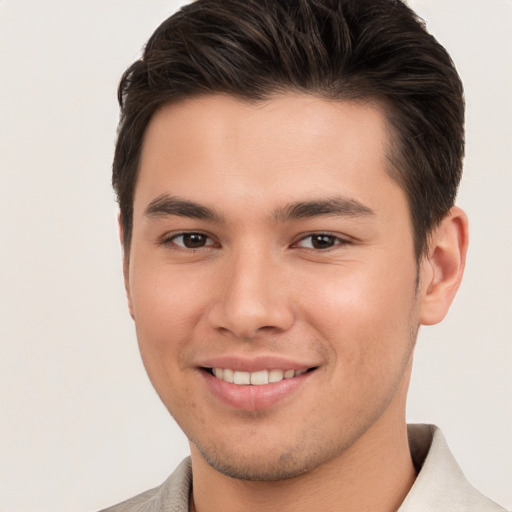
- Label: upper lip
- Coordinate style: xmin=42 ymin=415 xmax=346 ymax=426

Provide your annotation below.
xmin=196 ymin=354 xmax=320 ymax=373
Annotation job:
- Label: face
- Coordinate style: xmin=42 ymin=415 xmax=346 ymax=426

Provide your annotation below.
xmin=125 ymin=94 xmax=424 ymax=480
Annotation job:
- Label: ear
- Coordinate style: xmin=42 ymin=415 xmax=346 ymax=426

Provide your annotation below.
xmin=419 ymin=206 xmax=469 ymax=325
xmin=118 ymin=214 xmax=135 ymax=320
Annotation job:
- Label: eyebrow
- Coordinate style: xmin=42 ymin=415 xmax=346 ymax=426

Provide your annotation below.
xmin=272 ymin=197 xmax=375 ymax=222
xmin=144 ymin=195 xmax=225 ymax=223
xmin=144 ymin=194 xmax=375 ymax=223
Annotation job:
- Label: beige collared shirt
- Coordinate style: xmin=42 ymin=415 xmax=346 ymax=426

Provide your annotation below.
xmin=100 ymin=424 xmax=507 ymax=511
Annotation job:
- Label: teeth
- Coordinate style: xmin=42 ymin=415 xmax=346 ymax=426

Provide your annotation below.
xmin=223 ymin=368 xmax=234 ymax=383
xmin=233 ymin=371 xmax=251 ymax=385
xmin=268 ymin=369 xmax=284 ymax=383
xmin=211 ymin=367 xmax=309 ymax=385
xmin=250 ymin=370 xmax=269 ymax=385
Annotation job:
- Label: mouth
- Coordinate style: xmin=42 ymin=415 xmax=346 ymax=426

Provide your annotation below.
xmin=197 ymin=357 xmax=320 ymax=410
xmin=202 ymin=367 xmax=317 ymax=385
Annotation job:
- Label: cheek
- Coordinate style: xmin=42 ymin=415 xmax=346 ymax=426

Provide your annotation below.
xmin=129 ymin=263 xmax=209 ymax=371
xmin=300 ymin=261 xmax=418 ymax=367
xmin=128 ymin=268 xmax=212 ymax=416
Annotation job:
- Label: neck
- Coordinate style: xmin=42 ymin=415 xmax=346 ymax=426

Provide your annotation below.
xmin=189 ymin=411 xmax=416 ymax=512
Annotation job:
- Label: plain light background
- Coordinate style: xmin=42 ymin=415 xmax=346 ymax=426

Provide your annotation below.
xmin=0 ymin=1 xmax=510 ymax=511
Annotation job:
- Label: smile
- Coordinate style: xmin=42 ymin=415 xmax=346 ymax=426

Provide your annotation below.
xmin=201 ymin=365 xmax=317 ymax=411
xmin=209 ymin=368 xmax=309 ymax=385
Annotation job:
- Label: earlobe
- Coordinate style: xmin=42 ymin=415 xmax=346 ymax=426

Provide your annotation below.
xmin=118 ymin=214 xmax=135 ymax=321
xmin=419 ymin=206 xmax=469 ymax=326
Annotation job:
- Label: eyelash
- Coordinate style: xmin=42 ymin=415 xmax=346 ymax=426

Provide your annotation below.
xmin=160 ymin=232 xmax=217 ymax=251
xmin=293 ymin=233 xmax=350 ymax=250
xmin=160 ymin=231 xmax=350 ymax=252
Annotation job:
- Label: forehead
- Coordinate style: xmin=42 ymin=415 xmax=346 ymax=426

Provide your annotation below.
xmin=134 ymin=93 xmax=400 ymax=218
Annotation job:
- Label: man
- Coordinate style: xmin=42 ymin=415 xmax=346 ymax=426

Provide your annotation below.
xmin=101 ymin=0 xmax=506 ymax=510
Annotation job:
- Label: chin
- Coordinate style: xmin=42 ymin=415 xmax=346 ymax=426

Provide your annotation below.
xmin=191 ymin=437 xmax=335 ymax=482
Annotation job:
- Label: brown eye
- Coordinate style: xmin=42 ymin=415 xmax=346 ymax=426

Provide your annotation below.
xmin=296 ymin=234 xmax=343 ymax=250
xmin=172 ymin=233 xmax=211 ymax=249
xmin=311 ymin=235 xmax=337 ymax=249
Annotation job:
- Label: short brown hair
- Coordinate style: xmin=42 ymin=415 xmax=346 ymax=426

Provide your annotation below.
xmin=113 ymin=0 xmax=464 ymax=258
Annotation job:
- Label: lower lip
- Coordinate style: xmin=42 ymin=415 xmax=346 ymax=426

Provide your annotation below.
xmin=200 ymin=370 xmax=313 ymax=411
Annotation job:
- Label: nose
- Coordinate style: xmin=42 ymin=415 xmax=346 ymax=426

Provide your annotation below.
xmin=207 ymin=250 xmax=295 ymax=340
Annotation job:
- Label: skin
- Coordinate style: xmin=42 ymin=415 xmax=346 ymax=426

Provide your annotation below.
xmin=123 ymin=94 xmax=468 ymax=512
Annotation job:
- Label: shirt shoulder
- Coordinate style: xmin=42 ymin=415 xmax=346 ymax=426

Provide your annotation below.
xmin=400 ymin=424 xmax=508 ymax=512
xmin=98 ymin=458 xmax=192 ymax=512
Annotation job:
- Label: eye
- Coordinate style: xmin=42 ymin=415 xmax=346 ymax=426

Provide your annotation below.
xmin=167 ymin=232 xmax=215 ymax=249
xmin=295 ymin=233 xmax=346 ymax=250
